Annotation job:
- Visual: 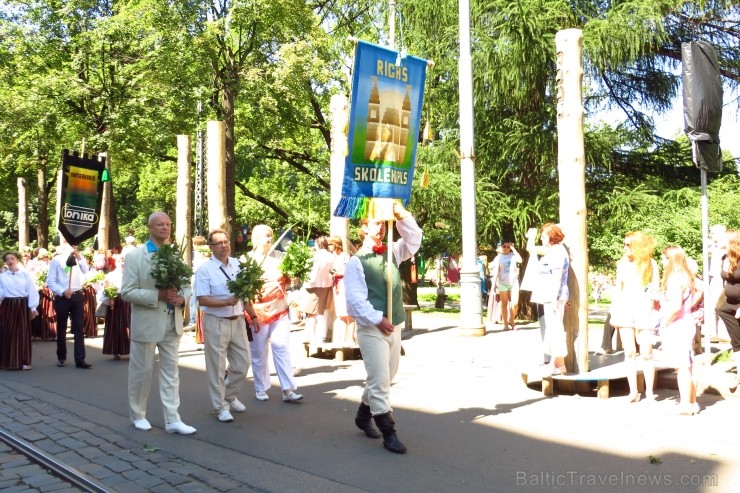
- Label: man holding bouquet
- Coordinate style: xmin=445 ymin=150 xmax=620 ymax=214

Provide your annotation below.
xmin=194 ymin=229 xmax=252 ymax=423
xmin=121 ymin=211 xmax=195 ymax=435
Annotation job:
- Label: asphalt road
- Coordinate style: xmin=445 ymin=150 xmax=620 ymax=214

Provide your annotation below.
xmin=2 ymin=312 xmax=739 ymax=493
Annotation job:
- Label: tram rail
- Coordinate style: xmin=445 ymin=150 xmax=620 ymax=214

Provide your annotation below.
xmin=0 ymin=428 xmax=110 ymax=493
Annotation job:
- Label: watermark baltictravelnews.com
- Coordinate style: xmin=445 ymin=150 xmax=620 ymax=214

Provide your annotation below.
xmin=516 ymin=470 xmax=718 ymax=488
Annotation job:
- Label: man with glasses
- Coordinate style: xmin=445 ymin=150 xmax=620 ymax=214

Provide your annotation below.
xmin=194 ymin=229 xmax=253 ymax=423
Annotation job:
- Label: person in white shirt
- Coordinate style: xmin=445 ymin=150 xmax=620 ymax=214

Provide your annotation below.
xmin=0 ymin=251 xmax=39 ymax=370
xmin=302 ymin=236 xmax=335 ymax=346
xmin=46 ymin=244 xmax=91 ymax=369
xmin=194 ymin=229 xmax=253 ymax=423
xmin=344 ymin=202 xmax=421 ymax=454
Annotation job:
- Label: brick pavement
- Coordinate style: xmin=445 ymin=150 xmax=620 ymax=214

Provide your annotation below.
xmin=0 ymin=386 xmax=252 ymax=493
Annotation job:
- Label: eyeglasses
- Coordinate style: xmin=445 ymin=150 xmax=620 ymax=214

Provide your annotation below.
xmin=209 ymin=241 xmax=229 ymax=247
xmin=623 ymin=242 xmax=632 ymax=247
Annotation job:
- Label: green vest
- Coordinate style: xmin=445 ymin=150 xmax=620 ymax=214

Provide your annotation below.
xmin=356 ymin=249 xmax=405 ymax=326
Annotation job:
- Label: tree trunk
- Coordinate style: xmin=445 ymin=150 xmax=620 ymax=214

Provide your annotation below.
xmin=556 ymin=29 xmax=589 ymax=374
xmin=18 ymin=177 xmax=29 ymax=249
xmin=175 ymin=135 xmax=193 ymax=265
xmin=36 ymin=158 xmax=49 ymax=249
xmin=108 ymin=194 xmax=121 ymax=251
xmin=222 ymin=86 xmax=237 ymax=242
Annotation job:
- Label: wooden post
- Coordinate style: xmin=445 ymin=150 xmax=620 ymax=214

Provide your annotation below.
xmin=98 ymin=153 xmax=110 ymax=251
xmin=176 ymin=135 xmax=193 ymax=265
xmin=555 ymin=29 xmax=589 ymax=373
xmin=206 ymin=121 xmax=228 ymax=233
xmin=329 ymin=94 xmax=349 ymax=249
xmin=17 ymin=177 xmax=29 ymax=249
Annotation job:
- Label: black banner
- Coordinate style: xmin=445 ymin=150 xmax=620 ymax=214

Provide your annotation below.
xmin=58 ymin=149 xmax=106 ymax=245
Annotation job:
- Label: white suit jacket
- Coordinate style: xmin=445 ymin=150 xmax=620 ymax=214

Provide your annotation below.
xmin=121 ymin=244 xmax=190 ymax=343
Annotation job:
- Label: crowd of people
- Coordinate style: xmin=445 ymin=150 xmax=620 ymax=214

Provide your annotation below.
xmin=2 ymin=213 xmax=739 ymax=449
xmin=0 ymin=244 xmax=131 ymax=371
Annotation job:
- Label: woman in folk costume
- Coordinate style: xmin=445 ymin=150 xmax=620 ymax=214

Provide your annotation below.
xmin=248 ymin=225 xmax=303 ymax=402
xmin=328 ymin=235 xmax=356 ymax=344
xmin=30 ymin=249 xmax=57 ymax=340
xmin=0 ymin=251 xmax=40 ymax=370
xmin=101 ymin=254 xmax=131 ymax=359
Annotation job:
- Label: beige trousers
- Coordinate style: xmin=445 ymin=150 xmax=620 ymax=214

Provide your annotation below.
xmin=203 ymin=313 xmax=251 ymax=413
xmin=128 ymin=317 xmax=182 ymax=424
xmin=357 ymin=322 xmax=402 ymax=415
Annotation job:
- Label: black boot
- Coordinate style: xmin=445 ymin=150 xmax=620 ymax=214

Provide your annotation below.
xmin=355 ymin=402 xmax=381 ymax=438
xmin=373 ymin=412 xmax=407 ymax=454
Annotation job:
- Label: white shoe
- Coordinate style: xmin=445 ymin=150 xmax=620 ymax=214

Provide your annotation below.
xmin=217 ymin=410 xmax=234 ymax=422
xmin=228 ymin=398 xmax=246 ymax=412
xmin=165 ymin=421 xmax=196 ymax=435
xmin=594 ymin=348 xmax=606 ymax=355
xmin=132 ymin=418 xmax=151 ymax=431
xmin=283 ymin=391 xmax=303 ymax=402
xmin=255 ymin=391 xmax=269 ymax=401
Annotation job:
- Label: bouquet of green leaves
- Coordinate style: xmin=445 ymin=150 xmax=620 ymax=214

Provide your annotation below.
xmin=84 ymin=271 xmax=106 ymax=286
xmin=280 ymin=241 xmax=313 ymax=282
xmin=103 ymin=286 xmax=119 ymax=300
xmin=34 ymin=268 xmax=48 ymax=289
xmin=150 ymin=243 xmax=193 ymax=291
xmin=227 ymin=255 xmax=265 ymax=302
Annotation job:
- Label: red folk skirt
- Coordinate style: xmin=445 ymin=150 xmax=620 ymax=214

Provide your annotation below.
xmin=0 ymin=297 xmax=32 ymax=369
xmin=82 ymin=285 xmax=99 ymax=338
xmin=102 ymin=296 xmax=131 ymax=356
xmin=31 ymin=288 xmax=57 ymax=340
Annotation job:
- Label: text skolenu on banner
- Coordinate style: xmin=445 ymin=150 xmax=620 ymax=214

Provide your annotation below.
xmin=58 ymin=149 xmax=106 ymax=245
xmin=333 ymin=40 xmax=427 ymax=220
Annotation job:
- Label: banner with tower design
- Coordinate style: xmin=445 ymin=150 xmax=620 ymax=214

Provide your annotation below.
xmin=333 ymin=40 xmax=427 ymax=220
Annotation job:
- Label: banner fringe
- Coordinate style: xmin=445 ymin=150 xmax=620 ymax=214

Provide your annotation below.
xmin=333 ymin=197 xmax=401 ymax=221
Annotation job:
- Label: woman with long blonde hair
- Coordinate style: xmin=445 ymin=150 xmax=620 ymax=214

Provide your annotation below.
xmin=609 ymin=232 xmax=660 ymax=402
xmin=659 ymin=246 xmax=698 ymax=414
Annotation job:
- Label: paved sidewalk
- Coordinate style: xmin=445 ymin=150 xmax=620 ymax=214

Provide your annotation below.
xmin=1 ymin=311 xmax=739 ymax=492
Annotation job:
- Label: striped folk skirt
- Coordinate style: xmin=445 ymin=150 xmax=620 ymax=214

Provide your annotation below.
xmin=0 ymin=297 xmax=32 ymax=369
xmin=195 ymin=307 xmax=204 ymax=345
xmin=82 ymin=285 xmax=99 ymax=338
xmin=102 ymin=296 xmax=131 ymax=356
xmin=31 ymin=288 xmax=57 ymax=340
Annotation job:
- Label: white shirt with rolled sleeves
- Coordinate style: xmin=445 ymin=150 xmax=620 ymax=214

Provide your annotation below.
xmin=46 ymin=254 xmax=89 ymax=296
xmin=344 ymin=216 xmax=422 ymax=327
xmin=194 ymin=256 xmax=243 ymax=318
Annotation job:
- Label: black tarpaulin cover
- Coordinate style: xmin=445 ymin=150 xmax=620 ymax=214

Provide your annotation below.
xmin=682 ymin=41 xmax=723 ymax=172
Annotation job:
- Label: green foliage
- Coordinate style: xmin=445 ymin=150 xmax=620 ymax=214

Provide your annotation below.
xmin=103 ymin=286 xmax=118 ymax=299
xmin=227 ymin=255 xmax=265 ymax=302
xmin=150 ymin=244 xmax=193 ymax=291
xmin=279 ymin=242 xmax=313 ymax=282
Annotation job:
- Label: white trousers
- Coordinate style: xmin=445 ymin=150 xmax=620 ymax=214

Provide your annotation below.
xmin=249 ymin=314 xmax=297 ymax=392
xmin=357 ymin=322 xmax=402 ymax=415
xmin=542 ymin=301 xmax=568 ymax=358
xmin=128 ymin=319 xmax=182 ymax=424
xmin=203 ymin=314 xmax=251 ymax=413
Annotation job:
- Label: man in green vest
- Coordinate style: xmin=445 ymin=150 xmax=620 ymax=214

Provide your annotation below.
xmin=344 ymin=202 xmax=422 ymax=454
